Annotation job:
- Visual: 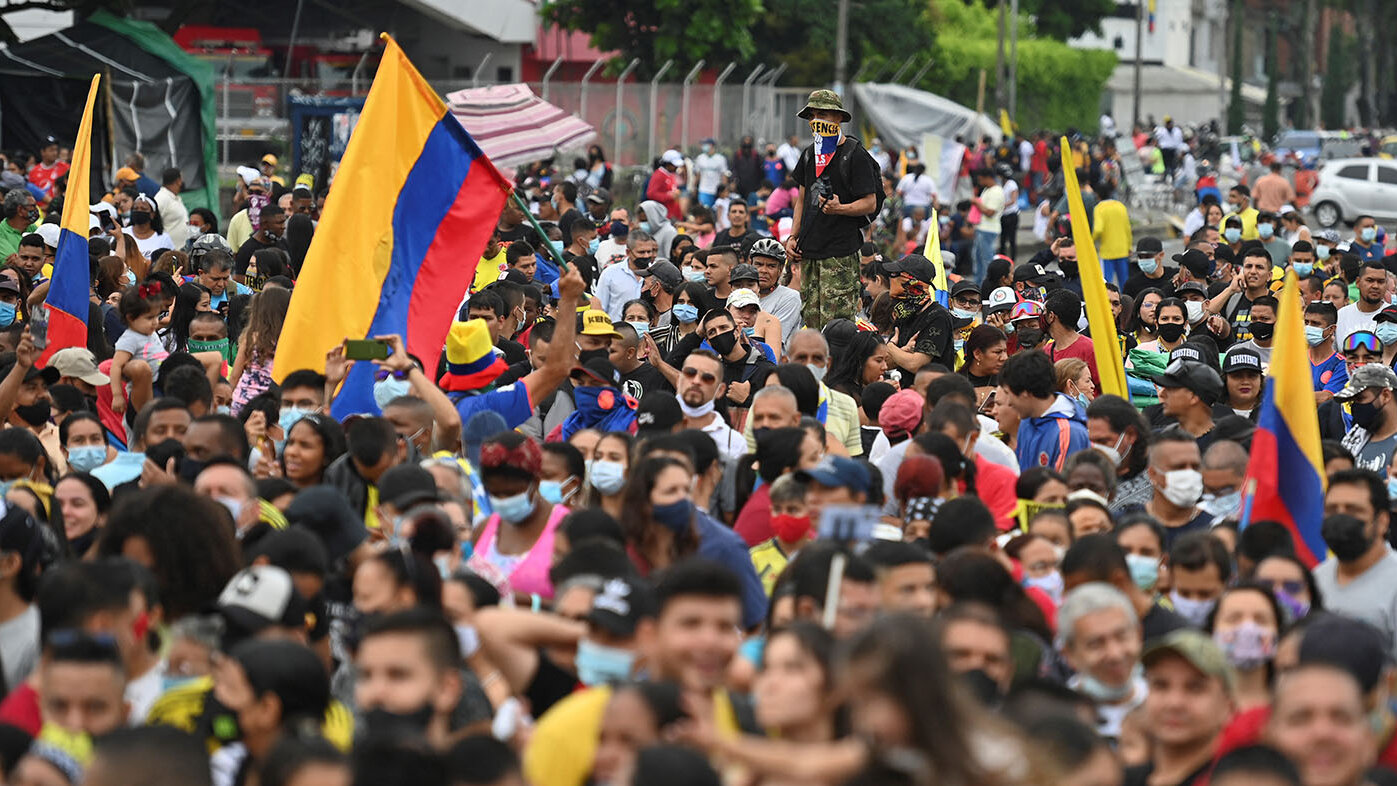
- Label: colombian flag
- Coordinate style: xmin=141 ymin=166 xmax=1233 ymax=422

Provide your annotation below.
xmin=39 ymin=75 xmax=99 ymax=366
xmin=1059 ymin=137 xmax=1127 ymax=399
xmin=1244 ymin=269 xmax=1326 ymax=566
xmin=921 ymin=200 xmax=949 ymax=306
xmin=273 ymin=35 xmax=509 ymax=417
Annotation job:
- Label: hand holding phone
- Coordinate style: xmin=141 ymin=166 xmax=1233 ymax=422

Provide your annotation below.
xmin=343 ymin=339 xmax=390 ymax=361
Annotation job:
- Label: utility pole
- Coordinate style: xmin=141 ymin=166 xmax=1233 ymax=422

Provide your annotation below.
xmin=1009 ymin=0 xmax=1020 ymax=120
xmin=1133 ymin=0 xmax=1144 ymax=126
xmin=995 ymin=0 xmax=1007 ymax=110
xmin=834 ymin=0 xmax=850 ymax=94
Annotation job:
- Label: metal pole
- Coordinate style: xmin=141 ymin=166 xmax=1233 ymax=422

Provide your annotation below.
xmin=1009 ymin=0 xmax=1020 ymax=119
xmin=901 ymin=57 xmax=922 ymax=84
xmin=681 ymin=60 xmax=705 ymax=153
xmin=615 ymin=58 xmax=640 ymax=166
xmin=909 ymin=57 xmax=934 ymax=87
xmin=541 ymin=56 xmax=563 ymax=101
xmin=283 ymin=0 xmax=305 ymax=81
xmin=741 ymin=64 xmax=765 ymax=142
xmin=473 ymin=52 xmax=494 ymax=87
xmin=1133 ymin=0 xmax=1144 ymax=126
xmin=222 ymin=54 xmax=231 ymax=169
xmin=764 ymin=64 xmax=787 ymax=143
xmin=713 ymin=62 xmax=737 ymax=144
xmin=350 ymin=51 xmax=370 ymax=96
xmin=834 ymin=0 xmax=850 ymax=95
xmin=995 ymin=0 xmax=1006 ymax=110
xmin=890 ymin=55 xmax=916 ymax=83
xmin=648 ymin=59 xmax=674 ymax=164
xmin=579 ymin=60 xmax=604 ymax=128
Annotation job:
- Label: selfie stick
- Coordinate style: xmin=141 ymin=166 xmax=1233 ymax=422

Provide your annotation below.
xmin=821 ymin=552 xmax=846 ymax=631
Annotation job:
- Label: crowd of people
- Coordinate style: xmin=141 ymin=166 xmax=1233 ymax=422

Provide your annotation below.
xmin=0 ymin=86 xmax=1393 ymax=786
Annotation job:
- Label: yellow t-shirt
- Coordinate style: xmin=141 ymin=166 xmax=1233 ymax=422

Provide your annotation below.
xmin=1225 ymin=206 xmax=1260 ymax=241
xmin=750 ymin=539 xmax=789 ymax=596
xmin=472 ymin=249 xmax=507 ymax=293
xmin=1092 ymin=199 xmax=1133 ymax=259
xmin=146 ymin=676 xmax=354 ymax=752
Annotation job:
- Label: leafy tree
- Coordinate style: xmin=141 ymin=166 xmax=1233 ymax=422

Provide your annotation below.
xmin=748 ymin=0 xmax=931 ymax=85
xmin=541 ymin=0 xmax=763 ymax=78
xmin=1263 ymin=14 xmax=1280 ymax=139
xmin=1226 ymin=0 xmax=1244 ymax=134
xmin=970 ymin=0 xmax=1112 ymax=40
xmin=1320 ymin=25 xmax=1355 ymax=128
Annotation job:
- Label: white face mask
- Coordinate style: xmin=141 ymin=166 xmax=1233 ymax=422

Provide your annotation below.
xmin=1158 ymin=468 xmax=1204 ymax=508
xmin=1093 ymin=433 xmax=1129 ymax=468
xmin=1185 ymin=301 xmax=1206 ymax=324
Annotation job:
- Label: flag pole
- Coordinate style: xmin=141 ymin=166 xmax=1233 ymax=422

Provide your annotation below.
xmin=510 ymin=189 xmax=570 ymax=272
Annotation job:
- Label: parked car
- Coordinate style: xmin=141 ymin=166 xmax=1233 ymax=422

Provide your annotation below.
xmin=1273 ymin=130 xmax=1363 ymax=167
xmin=1308 ymin=157 xmax=1397 ymax=228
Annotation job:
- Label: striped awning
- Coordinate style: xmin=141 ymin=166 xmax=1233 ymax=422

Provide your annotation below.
xmin=445 ymin=83 xmax=597 ymax=171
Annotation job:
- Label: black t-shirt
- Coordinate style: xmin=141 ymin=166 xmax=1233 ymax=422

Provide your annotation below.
xmin=498 ymin=223 xmax=531 ymax=244
xmin=890 ymin=301 xmax=955 ymax=375
xmin=716 ymin=227 xmax=757 ymax=254
xmin=792 ymin=136 xmax=880 ymax=258
xmin=524 ymin=648 xmax=578 ymax=718
xmin=620 ymin=361 xmax=670 ymax=400
xmin=1123 ymin=759 xmax=1212 ymax=786
xmin=234 ymin=234 xmax=290 ymax=277
xmin=496 ymin=337 xmax=527 ymax=367
xmin=1124 ymin=271 xmax=1175 ymax=301
xmin=1141 ymin=602 xmax=1190 ymax=644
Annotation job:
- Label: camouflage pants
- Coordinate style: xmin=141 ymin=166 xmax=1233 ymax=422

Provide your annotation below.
xmin=801 ymin=252 xmax=859 ymax=328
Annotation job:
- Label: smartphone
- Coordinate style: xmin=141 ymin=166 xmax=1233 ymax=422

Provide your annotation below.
xmin=28 ymin=309 xmax=47 ymax=351
xmin=343 ymin=339 xmax=390 ymax=361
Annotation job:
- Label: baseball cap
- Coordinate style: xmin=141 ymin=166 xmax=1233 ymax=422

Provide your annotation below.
xmin=1168 ymin=343 xmax=1206 ymax=365
xmin=0 ymin=352 xmax=57 ymax=387
xmin=115 ymin=166 xmax=139 ymax=183
xmin=1172 ymin=248 xmax=1212 ymax=278
xmin=1222 ymin=346 xmax=1262 ymax=375
xmin=580 ymin=309 xmax=623 ymax=340
xmin=1213 ymin=244 xmax=1237 ymax=266
xmin=727 ymin=288 xmax=761 ymax=310
xmin=216 ymin=565 xmax=309 ymax=642
xmin=950 ymin=280 xmax=981 ymax=299
xmin=1334 ymin=363 xmax=1397 ymax=402
xmin=883 ymin=253 xmax=937 ymax=284
xmin=376 ymin=464 xmax=443 ymax=510
xmin=1375 ymin=305 xmax=1397 ymax=324
xmin=1142 ymin=629 xmax=1235 ymax=693
xmin=635 ymin=392 xmax=683 ymax=436
xmin=729 ymin=263 xmax=759 ymax=284
xmin=796 ymin=456 xmax=871 ymax=495
xmin=261 ymin=154 xmax=278 ymax=167
xmin=1013 ymin=262 xmax=1056 ymax=284
xmin=47 ymin=347 xmax=109 ymax=386
xmin=284 ymin=485 xmax=366 ymax=563
xmin=639 ymin=260 xmax=682 ymax=291
xmin=1316 ymin=228 xmax=1341 ymax=244
xmin=984 ymin=286 xmax=1018 ymax=315
xmin=1155 ymin=359 xmax=1225 ymax=406
xmin=1298 ymin=614 xmax=1388 ymax=694
xmin=586 ymin=187 xmax=612 ymax=205
xmin=572 ymin=357 xmax=621 ymax=387
xmin=587 ymin=575 xmax=658 ymax=637
xmin=1136 ymin=236 xmax=1163 ymax=256
xmin=661 ymin=149 xmax=684 ymax=167
xmin=878 ymin=389 xmax=925 ymax=440
xmin=462 ymin=411 xmax=509 ymax=467
xmin=1176 ymin=281 xmax=1209 ymax=298
xmin=35 ymin=223 xmax=60 ymax=249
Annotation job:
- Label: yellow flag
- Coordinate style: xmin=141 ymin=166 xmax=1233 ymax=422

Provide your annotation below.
xmin=999 ymin=109 xmax=1014 ymax=138
xmin=1059 ymin=137 xmax=1128 ymax=398
xmin=922 ymin=207 xmax=949 ymax=296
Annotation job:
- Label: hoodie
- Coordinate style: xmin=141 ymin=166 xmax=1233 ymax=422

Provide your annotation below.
xmin=639 ymin=200 xmax=678 ymax=263
xmin=1015 ymin=393 xmax=1091 ymax=472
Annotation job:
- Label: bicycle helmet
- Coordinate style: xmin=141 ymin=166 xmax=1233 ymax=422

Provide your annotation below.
xmin=748 ymin=237 xmax=786 ymax=262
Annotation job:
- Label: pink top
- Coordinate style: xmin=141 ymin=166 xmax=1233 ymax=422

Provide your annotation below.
xmin=468 ymin=503 xmax=569 ymax=599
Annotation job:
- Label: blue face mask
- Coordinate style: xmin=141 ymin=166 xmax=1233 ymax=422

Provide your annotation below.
xmin=539 ymin=477 xmax=575 ymax=505
xmin=278 ymin=406 xmax=313 ymax=436
xmin=590 ymin=459 xmax=626 ymax=496
xmin=1388 ymin=476 xmax=1397 ymax=501
xmin=489 ymin=488 xmax=536 ymax=524
xmin=1138 ymin=256 xmax=1159 ymax=275
xmin=67 ymin=445 xmax=107 ymax=473
xmin=672 ymin=303 xmax=699 ymax=323
xmin=589 ymin=237 xmax=601 ymax=254
xmin=0 ymin=302 xmax=16 ymax=328
xmin=1363 ymin=227 xmax=1378 ymax=242
xmin=1125 ymin=553 xmax=1159 ymax=592
xmin=549 ymin=240 xmax=565 ymax=258
xmin=124 ymin=269 xmax=137 ymax=286
xmin=373 ymin=376 xmax=412 ymax=410
xmin=1293 ymin=262 xmax=1314 ymax=277
xmin=626 ymin=320 xmax=650 ymax=337
xmin=639 ymin=221 xmax=652 ymax=234
xmin=1317 ymin=245 xmax=1332 ymax=260
xmin=216 ymin=405 xmax=231 ymax=415
xmin=684 ymin=270 xmax=706 ymax=282
xmin=1259 ymin=223 xmax=1275 ymax=239
xmin=575 ymin=638 xmax=636 ymax=686
xmin=1304 ymin=325 xmax=1328 ymax=347
xmin=1378 ymin=324 xmax=1397 ymax=347
xmin=651 ymin=498 xmax=695 ymax=534
xmin=950 ymin=307 xmax=977 ymax=321
xmin=742 ymin=325 xmax=756 ymax=337
xmin=1224 ymin=227 xmax=1242 ymax=243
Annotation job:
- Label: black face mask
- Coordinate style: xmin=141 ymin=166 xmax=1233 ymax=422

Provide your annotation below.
xmin=1015 ymin=326 xmax=1043 ymax=350
xmin=361 ymin=705 xmax=435 ymax=741
xmin=578 ymin=348 xmax=609 ymax=365
xmin=709 ymin=330 xmax=738 ymax=357
xmin=26 ymin=207 xmax=39 ymax=223
xmin=1248 ymin=321 xmax=1275 ymax=341
xmin=68 ymin=527 xmax=99 ymax=557
xmin=1058 ymin=258 xmax=1079 ymax=278
xmin=14 ymin=399 xmax=49 ymax=427
xmin=177 ymin=455 xmax=208 ymax=484
xmin=1351 ymin=396 xmax=1386 ymax=432
xmin=1322 ymin=513 xmax=1374 ymax=562
xmin=1156 ymin=322 xmax=1187 ymax=343
xmin=959 ymin=668 xmax=1003 ymax=709
xmin=131 ymin=210 xmax=152 ymax=226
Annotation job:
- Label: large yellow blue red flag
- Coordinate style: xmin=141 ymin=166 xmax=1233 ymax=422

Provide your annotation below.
xmin=39 ymin=74 xmax=99 ymax=366
xmin=274 ymin=35 xmax=509 ymax=417
xmin=1243 ymin=269 xmax=1326 ymax=566
xmin=1059 ymin=137 xmax=1127 ymax=398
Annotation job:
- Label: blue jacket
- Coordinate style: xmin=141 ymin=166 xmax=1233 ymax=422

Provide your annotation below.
xmin=1015 ymin=394 xmax=1091 ymax=472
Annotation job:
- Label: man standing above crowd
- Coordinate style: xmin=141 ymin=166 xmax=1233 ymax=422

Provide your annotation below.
xmin=154 ymin=168 xmax=189 ymax=250
xmin=693 ymin=139 xmax=728 ymax=208
xmin=1252 ymin=160 xmax=1296 ymax=213
xmin=1154 ymin=116 xmax=1184 ymax=178
xmin=786 ymin=89 xmax=881 ymax=327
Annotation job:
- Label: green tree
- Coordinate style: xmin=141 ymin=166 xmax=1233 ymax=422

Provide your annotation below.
xmin=1013 ymin=0 xmax=1114 ymax=41
xmin=751 ymin=0 xmax=931 ymax=85
xmin=1263 ymin=14 xmax=1280 ymax=139
xmin=1321 ymin=25 xmax=1355 ymax=128
xmin=1226 ymin=0 xmax=1244 ymax=134
xmin=541 ymin=0 xmax=763 ymax=78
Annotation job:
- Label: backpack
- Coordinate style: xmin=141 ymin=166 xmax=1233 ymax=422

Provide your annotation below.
xmin=837 ymin=137 xmax=885 ymax=229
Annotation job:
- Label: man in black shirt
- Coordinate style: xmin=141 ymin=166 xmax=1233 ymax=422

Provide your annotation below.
xmin=700 ymin=309 xmax=775 ymax=425
xmin=715 ymin=201 xmax=757 ymax=252
xmin=496 ymin=195 xmax=531 ymax=245
xmin=1124 ymin=236 xmax=1176 ymax=301
xmin=610 ymin=322 xmax=670 ymax=399
xmin=785 ymin=89 xmax=881 ymax=327
xmin=881 ymin=253 xmax=955 ymax=378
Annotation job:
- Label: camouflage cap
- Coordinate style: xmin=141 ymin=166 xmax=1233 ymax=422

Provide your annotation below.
xmin=1334 ymin=362 xmax=1397 ymax=402
xmin=797 ymin=89 xmax=852 ymax=122
xmin=1142 ymin=628 xmax=1235 ymax=694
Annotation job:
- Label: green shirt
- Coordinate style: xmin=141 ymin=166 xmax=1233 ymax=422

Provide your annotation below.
xmin=0 ymin=220 xmax=37 ymax=259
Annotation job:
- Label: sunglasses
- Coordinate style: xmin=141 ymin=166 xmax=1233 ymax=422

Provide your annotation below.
xmin=1259 ymin=578 xmax=1307 ymax=597
xmin=374 ymin=369 xmax=410 ymax=381
xmin=1342 ymin=332 xmax=1381 ymax=353
xmin=681 ymin=366 xmax=718 ymax=384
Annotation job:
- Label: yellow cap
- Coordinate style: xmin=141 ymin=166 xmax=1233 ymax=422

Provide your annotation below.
xmin=261 ymin=154 xmax=278 ymax=167
xmin=115 ymin=166 xmax=138 ymax=182
xmin=580 ymin=309 xmax=622 ymax=339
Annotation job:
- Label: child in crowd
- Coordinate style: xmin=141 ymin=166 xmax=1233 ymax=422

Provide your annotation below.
xmin=109 ymin=284 xmax=168 ymax=414
xmin=749 ymin=474 xmax=811 ymax=595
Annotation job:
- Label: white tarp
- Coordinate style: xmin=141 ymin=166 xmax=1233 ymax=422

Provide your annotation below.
xmin=850 ymin=82 xmax=1002 ymax=150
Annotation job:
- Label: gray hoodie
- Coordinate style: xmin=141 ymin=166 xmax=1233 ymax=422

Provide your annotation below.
xmin=638 ymin=200 xmax=677 ymax=263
